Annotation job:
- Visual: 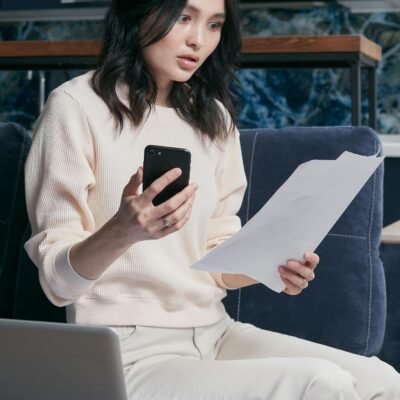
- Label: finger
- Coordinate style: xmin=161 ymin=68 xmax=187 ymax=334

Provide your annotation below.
xmin=136 ymin=185 xmax=196 ymax=235
xmin=142 ymin=168 xmax=182 ymax=203
xmin=156 ymin=204 xmax=193 ymax=238
xmin=159 ymin=196 xmax=194 ymax=230
xmin=279 ymin=267 xmax=309 ymax=289
xmin=304 ymin=252 xmax=320 ymax=270
xmin=146 ymin=192 xmax=194 ymax=234
xmin=152 ymin=183 xmax=198 ymax=220
xmin=170 ymin=204 xmax=193 ymax=231
xmin=281 ymin=262 xmax=315 ymax=282
xmin=122 ymin=167 xmax=143 ymax=198
xmin=281 ymin=277 xmax=302 ymax=296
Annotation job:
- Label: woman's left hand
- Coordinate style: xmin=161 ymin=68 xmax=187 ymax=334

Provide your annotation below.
xmin=279 ymin=252 xmax=320 ymax=295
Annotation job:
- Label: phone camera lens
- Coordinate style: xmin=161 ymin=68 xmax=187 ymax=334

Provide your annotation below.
xmin=149 ymin=149 xmax=155 ymax=156
xmin=158 ymin=151 xmax=162 ymax=156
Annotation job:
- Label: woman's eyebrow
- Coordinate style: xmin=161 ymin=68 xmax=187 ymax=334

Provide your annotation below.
xmin=184 ymin=4 xmax=226 ymax=19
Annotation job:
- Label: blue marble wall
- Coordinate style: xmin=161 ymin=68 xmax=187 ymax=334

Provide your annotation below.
xmin=0 ymin=4 xmax=399 ymax=133
xmin=0 ymin=20 xmax=101 ymax=126
xmin=238 ymin=5 xmax=400 ymax=133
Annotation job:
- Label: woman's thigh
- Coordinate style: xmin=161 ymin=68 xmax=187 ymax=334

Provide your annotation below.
xmin=217 ymin=320 xmax=400 ymax=400
xmin=114 ymin=318 xmax=358 ymax=400
xmin=126 ymin=355 xmax=358 ymax=400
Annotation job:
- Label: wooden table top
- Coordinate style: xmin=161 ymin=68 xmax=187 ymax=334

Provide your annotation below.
xmin=242 ymin=35 xmax=381 ymax=61
xmin=381 ymin=220 xmax=400 ymax=244
xmin=0 ymin=35 xmax=382 ymax=62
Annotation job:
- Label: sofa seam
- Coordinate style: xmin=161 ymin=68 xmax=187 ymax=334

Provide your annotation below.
xmin=236 ymin=130 xmax=259 ymax=322
xmin=365 ymin=138 xmax=378 ymax=355
xmin=245 ymin=130 xmax=259 ymax=227
xmin=327 ymin=233 xmax=366 ymax=240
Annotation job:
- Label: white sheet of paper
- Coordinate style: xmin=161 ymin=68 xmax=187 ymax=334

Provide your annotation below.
xmin=192 ymin=151 xmax=384 ymax=292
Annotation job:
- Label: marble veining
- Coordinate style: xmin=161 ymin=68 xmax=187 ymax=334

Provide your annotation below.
xmin=238 ymin=5 xmax=400 ymax=133
xmin=0 ymin=4 xmax=399 ymax=133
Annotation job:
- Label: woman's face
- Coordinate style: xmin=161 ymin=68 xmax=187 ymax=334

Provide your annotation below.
xmin=142 ymin=0 xmax=226 ymax=91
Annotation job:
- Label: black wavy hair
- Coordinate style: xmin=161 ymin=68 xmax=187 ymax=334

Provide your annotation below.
xmin=91 ymin=0 xmax=241 ymax=142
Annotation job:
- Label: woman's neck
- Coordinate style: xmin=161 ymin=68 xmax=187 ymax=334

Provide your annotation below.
xmin=155 ymin=80 xmax=173 ymax=108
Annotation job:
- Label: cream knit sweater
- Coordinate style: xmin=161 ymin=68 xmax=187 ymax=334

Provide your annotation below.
xmin=24 ymin=71 xmax=247 ymax=327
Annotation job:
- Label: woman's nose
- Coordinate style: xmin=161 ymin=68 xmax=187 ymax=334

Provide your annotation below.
xmin=186 ymin=24 xmax=205 ymax=49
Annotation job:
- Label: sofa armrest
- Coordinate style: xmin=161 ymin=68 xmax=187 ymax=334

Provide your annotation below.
xmin=379 ymin=242 xmax=400 ymax=371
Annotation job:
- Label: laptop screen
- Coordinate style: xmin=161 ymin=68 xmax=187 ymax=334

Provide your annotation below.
xmin=0 ymin=319 xmax=127 ymax=400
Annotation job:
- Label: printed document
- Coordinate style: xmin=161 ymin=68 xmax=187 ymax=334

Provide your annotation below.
xmin=192 ymin=151 xmax=384 ymax=292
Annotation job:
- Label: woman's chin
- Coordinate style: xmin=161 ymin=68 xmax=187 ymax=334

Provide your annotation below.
xmin=173 ymin=75 xmax=194 ymax=83
xmin=172 ymin=70 xmax=197 ymax=83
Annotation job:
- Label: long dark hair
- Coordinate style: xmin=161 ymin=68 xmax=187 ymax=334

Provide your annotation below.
xmin=91 ymin=0 xmax=241 ymax=142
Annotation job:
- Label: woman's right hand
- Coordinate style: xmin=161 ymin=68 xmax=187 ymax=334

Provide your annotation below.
xmin=114 ymin=167 xmax=198 ymax=244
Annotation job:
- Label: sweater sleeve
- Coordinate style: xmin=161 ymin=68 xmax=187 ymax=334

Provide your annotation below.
xmin=207 ymin=128 xmax=247 ymax=290
xmin=24 ymin=89 xmax=97 ymax=306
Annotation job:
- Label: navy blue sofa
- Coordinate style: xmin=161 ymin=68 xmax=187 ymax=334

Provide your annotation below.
xmin=0 ymin=122 xmax=398 ymax=371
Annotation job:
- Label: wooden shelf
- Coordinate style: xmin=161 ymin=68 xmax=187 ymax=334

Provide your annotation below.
xmin=0 ymin=39 xmax=101 ymax=58
xmin=0 ymin=35 xmax=382 ymax=62
xmin=242 ymin=35 xmax=382 ymax=62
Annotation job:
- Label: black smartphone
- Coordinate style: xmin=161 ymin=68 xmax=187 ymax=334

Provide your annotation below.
xmin=143 ymin=145 xmax=191 ymax=206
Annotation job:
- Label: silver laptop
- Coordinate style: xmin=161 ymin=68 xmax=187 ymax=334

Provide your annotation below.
xmin=0 ymin=318 xmax=128 ymax=400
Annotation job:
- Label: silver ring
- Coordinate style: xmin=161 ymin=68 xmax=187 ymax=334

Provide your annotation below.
xmin=163 ymin=217 xmax=172 ymax=228
xmin=303 ymin=279 xmax=308 ymax=288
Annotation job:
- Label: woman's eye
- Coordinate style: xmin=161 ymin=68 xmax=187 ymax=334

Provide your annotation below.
xmin=178 ymin=14 xmax=190 ymax=23
xmin=209 ymin=21 xmax=223 ymax=30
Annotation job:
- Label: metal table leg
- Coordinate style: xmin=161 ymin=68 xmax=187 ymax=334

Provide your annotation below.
xmin=351 ymin=61 xmax=362 ymax=126
xmin=39 ymin=71 xmax=46 ymax=113
xmin=368 ymin=67 xmax=377 ymax=130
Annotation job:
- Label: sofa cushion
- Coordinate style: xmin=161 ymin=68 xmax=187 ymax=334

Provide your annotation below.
xmin=223 ymin=126 xmax=385 ymax=356
xmin=0 ymin=122 xmax=31 ymax=318
xmin=0 ymin=122 xmax=65 ymax=322
xmin=379 ymin=243 xmax=400 ymax=371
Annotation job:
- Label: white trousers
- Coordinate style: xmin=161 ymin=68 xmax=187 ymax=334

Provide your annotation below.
xmin=113 ymin=313 xmax=400 ymax=400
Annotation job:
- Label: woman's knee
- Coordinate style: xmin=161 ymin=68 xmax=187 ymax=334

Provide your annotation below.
xmin=364 ymin=357 xmax=400 ymax=399
xmin=305 ymin=360 xmax=359 ymax=400
xmin=382 ymin=372 xmax=400 ymax=400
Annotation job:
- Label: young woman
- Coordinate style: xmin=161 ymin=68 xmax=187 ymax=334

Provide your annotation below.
xmin=24 ymin=0 xmax=400 ymax=398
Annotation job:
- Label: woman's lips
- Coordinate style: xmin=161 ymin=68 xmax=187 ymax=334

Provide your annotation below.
xmin=177 ymin=56 xmax=198 ymax=70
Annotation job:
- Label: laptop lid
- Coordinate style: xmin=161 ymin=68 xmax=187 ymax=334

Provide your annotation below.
xmin=0 ymin=318 xmax=128 ymax=400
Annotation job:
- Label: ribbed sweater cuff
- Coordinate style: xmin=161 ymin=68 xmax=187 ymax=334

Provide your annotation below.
xmin=53 ymin=245 xmax=96 ymax=298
